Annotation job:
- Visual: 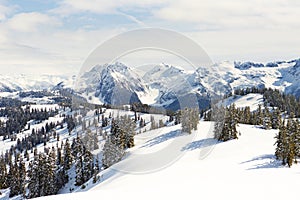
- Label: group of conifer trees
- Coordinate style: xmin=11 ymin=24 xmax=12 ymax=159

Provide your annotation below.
xmin=213 ymin=104 xmax=239 ymax=141
xmin=102 ymin=115 xmax=136 ymax=168
xmin=0 ymin=132 xmax=100 ymax=199
xmin=210 ymin=103 xmax=282 ymax=142
xmin=275 ymin=118 xmax=300 ymax=167
xmin=211 ymin=86 xmax=300 ymax=167
xmin=0 ymin=105 xmax=59 ymax=140
xmin=180 ymin=108 xmax=199 ymax=134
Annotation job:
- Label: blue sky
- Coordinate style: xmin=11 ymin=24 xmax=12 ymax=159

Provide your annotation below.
xmin=0 ymin=0 xmax=300 ymax=74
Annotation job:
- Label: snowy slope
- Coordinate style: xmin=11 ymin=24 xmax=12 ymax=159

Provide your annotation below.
xmin=218 ymin=93 xmax=264 ymax=111
xmin=1 ymin=91 xmax=299 ymax=200
xmin=39 ymin=122 xmax=299 ymax=200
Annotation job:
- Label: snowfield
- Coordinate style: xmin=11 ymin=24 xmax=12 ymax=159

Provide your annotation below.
xmin=219 ymin=93 xmax=264 ymax=111
xmin=38 ymin=122 xmax=299 ymax=200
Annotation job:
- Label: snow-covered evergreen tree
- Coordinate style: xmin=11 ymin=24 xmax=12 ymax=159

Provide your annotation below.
xmin=63 ymin=138 xmax=72 ymax=170
xmin=214 ymin=104 xmax=238 ymax=142
xmin=272 ymin=108 xmax=281 ymax=129
xmin=0 ymin=156 xmax=7 ymax=189
xmin=263 ymin=106 xmax=272 ymax=130
xmin=102 ymin=137 xmax=125 ymax=169
xmin=181 ymin=108 xmax=199 ymax=134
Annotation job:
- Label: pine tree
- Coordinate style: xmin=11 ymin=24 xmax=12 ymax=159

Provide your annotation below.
xmin=272 ymin=108 xmax=281 ymax=129
xmin=27 ymin=157 xmax=40 ymax=199
xmin=7 ymin=153 xmax=25 ymax=197
xmin=63 ymin=138 xmax=72 ymax=170
xmin=82 ymin=149 xmax=94 ymax=183
xmin=287 ymin=134 xmax=296 ymax=167
xmin=74 ymin=137 xmax=95 ymax=186
xmin=191 ymin=108 xmax=199 ymax=131
xmin=214 ymin=105 xmax=238 ymax=142
xmin=27 ymin=152 xmax=58 ymax=198
xmin=213 ymin=106 xmax=226 ymax=140
xmin=275 ymin=120 xmax=290 ymax=165
xmin=181 ymin=108 xmax=192 ymax=134
xmin=228 ymin=104 xmax=238 ymax=140
xmin=0 ymin=156 xmax=7 ymax=189
xmin=102 ymin=137 xmax=125 ymax=169
xmin=263 ymin=106 xmax=272 ymax=130
xmin=7 ymin=160 xmax=18 ymax=197
xmin=257 ymin=104 xmax=263 ymax=125
xmin=181 ymin=108 xmax=199 ymax=134
xmin=294 ymin=120 xmax=300 ymax=158
xmin=93 ymin=157 xmax=100 ymax=183
xmin=46 ymin=149 xmax=57 ymax=195
xmin=74 ymin=138 xmax=84 ymax=186
xmin=243 ymin=106 xmax=251 ymax=124
xmin=150 ymin=115 xmax=157 ymax=130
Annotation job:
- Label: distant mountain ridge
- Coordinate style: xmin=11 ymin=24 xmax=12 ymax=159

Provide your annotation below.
xmin=0 ymin=74 xmax=75 ymax=93
xmin=2 ymin=59 xmax=300 ymax=110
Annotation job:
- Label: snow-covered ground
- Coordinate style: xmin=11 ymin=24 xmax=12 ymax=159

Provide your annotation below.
xmin=219 ymin=93 xmax=264 ymax=111
xmin=1 ymin=91 xmax=299 ymax=200
xmin=36 ymin=121 xmax=299 ymax=200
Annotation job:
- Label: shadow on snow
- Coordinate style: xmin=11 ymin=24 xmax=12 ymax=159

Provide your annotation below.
xmin=241 ymin=154 xmax=283 ymax=170
xmin=181 ymin=138 xmax=218 ymax=151
xmin=141 ymin=129 xmax=183 ymax=148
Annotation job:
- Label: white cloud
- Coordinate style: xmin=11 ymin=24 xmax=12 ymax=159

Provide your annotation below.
xmin=52 ymin=0 xmax=167 ymax=15
xmin=0 ymin=2 xmax=12 ymax=21
xmin=1 ymin=0 xmax=300 ymax=76
xmin=6 ymin=12 xmax=61 ymax=32
xmin=153 ymin=0 xmax=300 ymax=30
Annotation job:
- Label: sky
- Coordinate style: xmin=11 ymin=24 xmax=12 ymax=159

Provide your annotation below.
xmin=0 ymin=0 xmax=300 ymax=75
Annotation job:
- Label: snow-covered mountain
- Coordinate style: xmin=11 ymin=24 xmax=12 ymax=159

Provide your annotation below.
xmin=76 ymin=58 xmax=300 ymax=110
xmin=0 ymin=74 xmax=75 ymax=92
xmin=2 ymin=58 xmax=300 ymax=110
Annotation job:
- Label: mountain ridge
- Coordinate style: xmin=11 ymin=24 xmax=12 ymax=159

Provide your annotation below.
xmin=1 ymin=58 xmax=300 ymax=110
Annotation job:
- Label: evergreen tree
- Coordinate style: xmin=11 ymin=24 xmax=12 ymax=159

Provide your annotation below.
xmin=74 ymin=137 xmax=94 ymax=186
xmin=213 ymin=106 xmax=226 ymax=140
xmin=9 ymin=158 xmax=26 ymax=197
xmin=263 ymin=106 xmax=272 ymax=130
xmin=214 ymin=105 xmax=238 ymax=142
xmin=272 ymin=108 xmax=281 ymax=129
xmin=257 ymin=104 xmax=263 ymax=125
xmin=27 ymin=155 xmax=40 ymax=198
xmin=275 ymin=121 xmax=289 ymax=165
xmin=63 ymin=138 xmax=72 ymax=170
xmin=181 ymin=108 xmax=199 ymax=134
xmin=102 ymin=137 xmax=125 ymax=169
xmin=27 ymin=152 xmax=58 ymax=198
xmin=0 ymin=156 xmax=7 ymax=189
xmin=243 ymin=106 xmax=251 ymax=124
xmin=294 ymin=120 xmax=300 ymax=158
xmin=82 ymin=149 xmax=94 ymax=183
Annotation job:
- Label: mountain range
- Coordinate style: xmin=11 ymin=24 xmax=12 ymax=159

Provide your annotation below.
xmin=1 ymin=59 xmax=300 ymax=110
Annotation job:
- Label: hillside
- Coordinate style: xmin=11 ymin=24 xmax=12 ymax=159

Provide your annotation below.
xmin=36 ymin=122 xmax=299 ymax=200
xmin=33 ymin=93 xmax=299 ymax=199
xmin=0 ymin=90 xmax=299 ymax=200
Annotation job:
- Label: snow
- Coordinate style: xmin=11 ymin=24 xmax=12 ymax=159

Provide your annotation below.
xmin=136 ymin=87 xmax=159 ymax=105
xmin=0 ymin=74 xmax=74 ymax=92
xmin=2 ymin=59 xmax=300 ymax=199
xmin=37 ymin=122 xmax=300 ymax=200
xmin=218 ymin=93 xmax=264 ymax=111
